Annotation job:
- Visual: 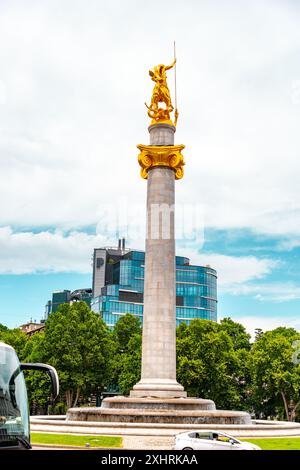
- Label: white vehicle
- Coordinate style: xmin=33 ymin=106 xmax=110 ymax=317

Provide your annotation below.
xmin=174 ymin=430 xmax=261 ymax=451
xmin=0 ymin=341 xmax=59 ymax=450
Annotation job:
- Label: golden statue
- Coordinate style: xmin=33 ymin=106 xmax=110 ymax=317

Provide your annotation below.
xmin=138 ymin=52 xmax=185 ymax=180
xmin=145 ymin=59 xmax=178 ymax=126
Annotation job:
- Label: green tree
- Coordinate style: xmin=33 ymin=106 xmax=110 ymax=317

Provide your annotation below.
xmin=110 ymin=314 xmax=142 ymax=395
xmin=22 ymin=331 xmax=53 ymax=413
xmin=0 ymin=323 xmax=8 ymax=333
xmin=34 ymin=302 xmax=114 ymax=408
xmin=117 ymin=333 xmax=142 ymax=395
xmin=220 ymin=317 xmax=251 ymax=350
xmin=176 ymin=319 xmax=247 ymax=410
xmin=250 ymin=327 xmax=300 ymax=421
xmin=254 ymin=328 xmax=264 ymax=342
xmin=113 ymin=313 xmax=142 ymax=353
xmin=0 ymin=327 xmax=28 ymax=360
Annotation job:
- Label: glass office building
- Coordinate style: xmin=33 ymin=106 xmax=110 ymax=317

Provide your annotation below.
xmin=91 ymin=248 xmax=217 ymax=329
xmin=44 ymin=288 xmax=93 ymax=320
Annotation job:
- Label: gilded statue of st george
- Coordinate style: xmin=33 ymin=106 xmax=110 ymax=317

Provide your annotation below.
xmin=145 ymin=59 xmax=178 ymax=126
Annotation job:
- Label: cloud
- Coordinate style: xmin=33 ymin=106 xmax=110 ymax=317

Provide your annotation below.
xmin=226 ymin=315 xmax=300 ymax=341
xmin=0 ymin=226 xmax=279 ymax=287
xmin=0 ymin=0 xmax=299 ymax=240
xmin=0 ymin=226 xmax=112 ymax=274
xmin=180 ymin=250 xmax=278 ymax=287
xmin=275 ymin=238 xmax=300 ymax=252
xmin=224 ymin=282 xmax=300 ymax=302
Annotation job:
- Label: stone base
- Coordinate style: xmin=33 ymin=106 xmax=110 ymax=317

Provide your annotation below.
xmin=130 ymin=390 xmax=187 ymax=398
xmin=66 ymin=396 xmax=251 ymax=425
xmin=102 ymin=397 xmax=216 ymax=411
xmin=130 ymin=379 xmax=187 ymax=399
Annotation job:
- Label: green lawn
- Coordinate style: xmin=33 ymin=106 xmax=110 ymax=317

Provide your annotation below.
xmin=31 ymin=432 xmax=122 ymax=448
xmin=241 ymin=437 xmax=300 ymax=450
xmin=31 ymin=433 xmax=300 ymax=450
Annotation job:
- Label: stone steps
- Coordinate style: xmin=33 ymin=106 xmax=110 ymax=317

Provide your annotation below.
xmin=66 ymin=406 xmax=251 ymax=425
xmin=101 ymin=397 xmax=216 ymax=411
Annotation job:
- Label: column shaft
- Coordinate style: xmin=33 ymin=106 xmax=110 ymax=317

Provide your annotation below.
xmin=130 ymin=168 xmax=186 ymax=398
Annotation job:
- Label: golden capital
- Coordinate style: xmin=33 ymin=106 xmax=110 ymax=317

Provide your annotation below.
xmin=137 ymin=144 xmax=185 ymax=180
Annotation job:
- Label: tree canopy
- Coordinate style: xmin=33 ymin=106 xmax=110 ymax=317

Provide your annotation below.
xmin=23 ymin=302 xmax=114 ymax=408
xmin=0 ymin=326 xmax=27 ymax=359
xmin=176 ymin=319 xmax=250 ymax=410
xmin=1 ymin=312 xmax=300 ymax=421
xmin=110 ymin=314 xmax=142 ymax=395
xmin=250 ymin=327 xmax=300 ymax=421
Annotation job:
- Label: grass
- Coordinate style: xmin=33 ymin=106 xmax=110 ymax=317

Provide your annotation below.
xmin=31 ymin=432 xmax=122 ymax=448
xmin=31 ymin=433 xmax=300 ymax=450
xmin=241 ymin=437 xmax=300 ymax=450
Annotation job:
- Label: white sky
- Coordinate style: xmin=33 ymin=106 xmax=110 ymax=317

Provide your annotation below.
xmin=0 ymin=0 xmax=300 ymax=281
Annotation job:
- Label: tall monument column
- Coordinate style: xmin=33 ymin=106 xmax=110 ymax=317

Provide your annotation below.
xmin=130 ymin=60 xmax=186 ymax=398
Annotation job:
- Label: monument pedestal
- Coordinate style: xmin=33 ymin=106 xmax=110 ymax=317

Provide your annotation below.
xmin=66 ymin=396 xmax=251 ymax=425
xmin=130 ymin=380 xmax=187 ymax=399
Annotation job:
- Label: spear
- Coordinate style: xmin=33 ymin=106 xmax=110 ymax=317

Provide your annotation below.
xmin=174 ymin=41 xmax=178 ymax=126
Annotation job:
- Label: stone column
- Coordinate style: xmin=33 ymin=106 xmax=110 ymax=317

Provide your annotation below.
xmin=130 ymin=124 xmax=186 ymax=398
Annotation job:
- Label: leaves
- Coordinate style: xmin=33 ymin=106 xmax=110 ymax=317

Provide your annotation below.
xmin=110 ymin=314 xmax=142 ymax=395
xmin=1 ymin=314 xmax=300 ymax=420
xmin=0 ymin=327 xmax=28 ymax=359
xmin=176 ymin=319 xmax=247 ymax=409
xmin=249 ymin=327 xmax=300 ymax=420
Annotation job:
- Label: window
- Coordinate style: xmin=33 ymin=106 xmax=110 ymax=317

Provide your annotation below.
xmin=195 ymin=433 xmax=213 ymax=440
xmin=96 ymin=257 xmax=104 ymax=269
xmin=213 ymin=434 xmax=231 ymax=443
xmin=119 ymin=291 xmax=143 ymax=303
xmin=176 ymin=296 xmax=184 ymax=306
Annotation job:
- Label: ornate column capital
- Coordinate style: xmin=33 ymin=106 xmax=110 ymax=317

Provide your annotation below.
xmin=137 ymin=144 xmax=185 ymax=180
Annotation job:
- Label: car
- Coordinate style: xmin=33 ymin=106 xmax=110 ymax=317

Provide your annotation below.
xmin=174 ymin=430 xmax=261 ymax=451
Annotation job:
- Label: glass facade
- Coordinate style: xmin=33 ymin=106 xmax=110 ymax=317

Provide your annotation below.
xmin=91 ymin=250 xmax=217 ymax=328
xmin=44 ymin=288 xmax=93 ymax=319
